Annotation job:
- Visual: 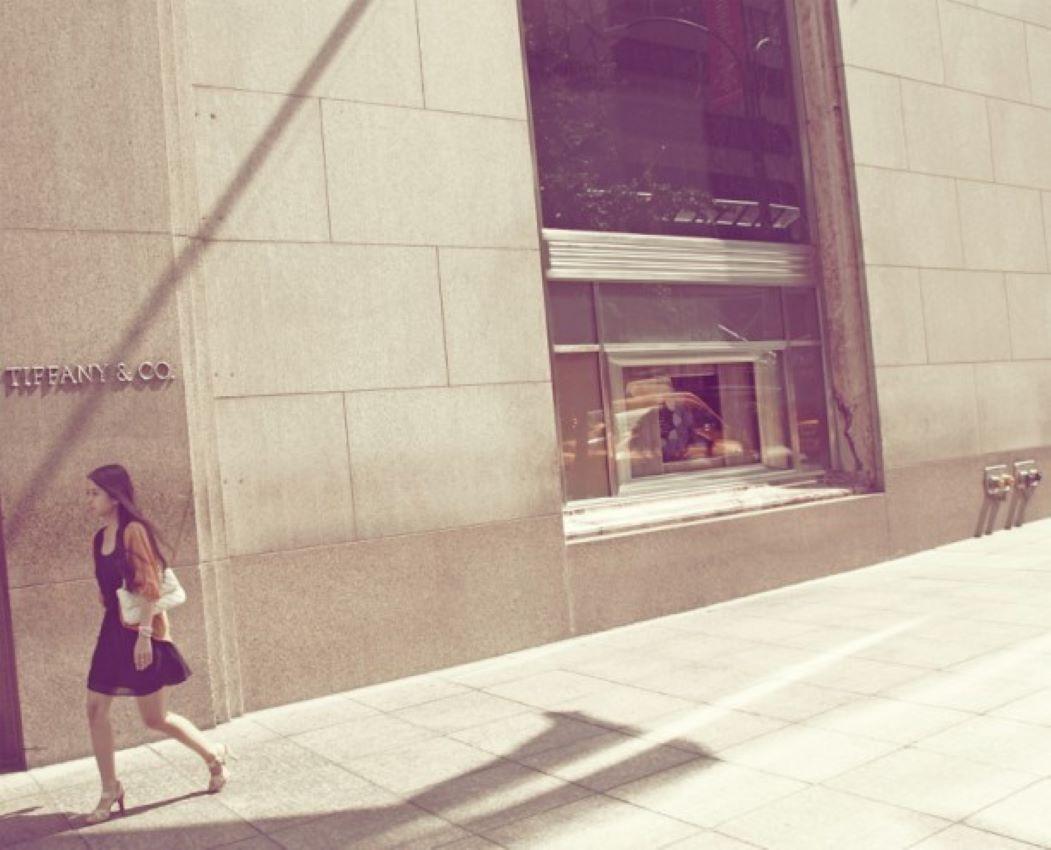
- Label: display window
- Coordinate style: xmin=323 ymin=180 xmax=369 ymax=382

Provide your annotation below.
xmin=522 ymin=0 xmax=834 ymax=508
xmin=549 ymin=278 xmax=829 ymax=501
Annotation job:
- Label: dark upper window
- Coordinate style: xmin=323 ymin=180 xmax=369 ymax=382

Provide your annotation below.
xmin=522 ymin=0 xmax=809 ymax=243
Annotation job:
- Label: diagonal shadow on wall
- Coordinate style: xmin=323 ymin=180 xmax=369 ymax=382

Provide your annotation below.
xmin=2 ymin=0 xmax=374 ymax=550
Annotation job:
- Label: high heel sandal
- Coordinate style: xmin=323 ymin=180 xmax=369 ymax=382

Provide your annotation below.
xmin=206 ymin=743 xmax=234 ymax=793
xmin=85 ymin=780 xmax=125 ymax=824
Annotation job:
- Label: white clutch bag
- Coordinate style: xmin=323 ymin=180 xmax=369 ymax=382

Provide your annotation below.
xmin=116 ymin=567 xmax=186 ymax=625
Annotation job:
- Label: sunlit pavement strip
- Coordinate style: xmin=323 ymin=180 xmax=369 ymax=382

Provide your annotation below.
xmin=5 ymin=522 xmax=1051 ymax=849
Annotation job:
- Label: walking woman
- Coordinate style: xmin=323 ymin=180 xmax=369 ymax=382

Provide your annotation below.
xmin=84 ymin=464 xmax=230 ymax=824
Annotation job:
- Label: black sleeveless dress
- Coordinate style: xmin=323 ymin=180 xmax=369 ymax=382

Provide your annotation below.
xmin=87 ymin=522 xmax=192 ymax=696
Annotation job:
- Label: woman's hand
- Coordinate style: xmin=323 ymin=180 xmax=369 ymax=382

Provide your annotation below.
xmin=134 ymin=634 xmax=153 ymax=671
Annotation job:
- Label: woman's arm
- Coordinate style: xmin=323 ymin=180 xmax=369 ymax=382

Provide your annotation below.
xmin=133 ymin=598 xmax=156 ymax=670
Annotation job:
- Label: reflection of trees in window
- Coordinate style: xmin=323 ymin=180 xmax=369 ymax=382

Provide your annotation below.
xmin=522 ymin=0 xmax=808 ymax=242
xmin=596 ymin=283 xmax=785 ymax=345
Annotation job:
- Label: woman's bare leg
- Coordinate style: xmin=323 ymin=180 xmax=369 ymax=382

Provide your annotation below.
xmin=86 ymin=691 xmax=117 ymax=788
xmin=136 ymin=688 xmax=217 ymax=763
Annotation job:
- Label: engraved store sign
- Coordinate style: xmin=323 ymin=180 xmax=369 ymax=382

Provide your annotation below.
xmin=2 ymin=360 xmax=176 ymax=389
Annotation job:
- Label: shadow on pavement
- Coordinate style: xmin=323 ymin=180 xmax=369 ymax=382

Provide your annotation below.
xmin=1 ymin=709 xmax=716 ymax=848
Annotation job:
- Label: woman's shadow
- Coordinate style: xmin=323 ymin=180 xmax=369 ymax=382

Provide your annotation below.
xmin=0 ymin=709 xmax=718 ymax=847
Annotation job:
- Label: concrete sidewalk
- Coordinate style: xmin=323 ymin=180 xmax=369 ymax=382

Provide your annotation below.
xmin=4 ymin=520 xmax=1051 ymax=850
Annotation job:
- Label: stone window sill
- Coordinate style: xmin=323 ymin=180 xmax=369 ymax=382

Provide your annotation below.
xmin=563 ymin=480 xmax=854 ymax=542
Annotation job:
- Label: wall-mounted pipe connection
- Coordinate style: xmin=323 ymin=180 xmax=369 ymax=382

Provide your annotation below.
xmin=1013 ymin=460 xmax=1042 ymax=491
xmin=983 ymin=465 xmax=1013 ymax=500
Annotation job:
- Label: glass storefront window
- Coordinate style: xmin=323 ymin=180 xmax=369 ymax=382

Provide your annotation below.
xmin=785 ymin=345 xmax=831 ymax=470
xmin=549 ymin=279 xmax=822 ymax=499
xmin=548 ymin=282 xmax=597 ymax=345
xmin=609 ymin=354 xmax=791 ymax=484
xmin=529 ymin=0 xmax=835 ymax=506
xmin=522 ymin=0 xmax=809 ymax=242
xmin=598 ymin=282 xmax=784 ymax=343
xmin=783 ymin=288 xmax=820 ymax=341
xmin=553 ymin=352 xmax=611 ymax=501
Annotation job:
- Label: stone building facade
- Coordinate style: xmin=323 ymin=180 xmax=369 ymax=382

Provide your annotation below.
xmin=1 ymin=0 xmax=1049 ymax=768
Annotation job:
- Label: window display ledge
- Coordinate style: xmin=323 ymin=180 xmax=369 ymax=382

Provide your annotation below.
xmin=563 ymin=482 xmax=854 ymax=542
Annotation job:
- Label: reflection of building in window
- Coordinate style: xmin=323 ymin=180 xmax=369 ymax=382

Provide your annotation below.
xmin=522 ymin=0 xmax=809 ymax=242
xmin=524 ymin=0 xmax=835 ymax=505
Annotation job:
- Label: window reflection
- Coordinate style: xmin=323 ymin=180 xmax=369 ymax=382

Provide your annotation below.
xmin=553 ymin=352 xmax=611 ymax=501
xmin=548 ymin=280 xmax=826 ymax=497
xmin=522 ymin=0 xmax=809 ymax=242
xmin=598 ymin=282 xmax=784 ymax=343
xmin=548 ymin=282 xmax=597 ymax=345
xmin=530 ymin=2 xmax=832 ymax=503
xmin=784 ymin=288 xmax=820 ymax=341
xmin=786 ymin=346 xmax=830 ymax=469
xmin=611 ymin=356 xmax=790 ymax=482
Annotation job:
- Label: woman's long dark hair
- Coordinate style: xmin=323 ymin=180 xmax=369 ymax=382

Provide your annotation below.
xmin=88 ymin=464 xmax=169 ymax=569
